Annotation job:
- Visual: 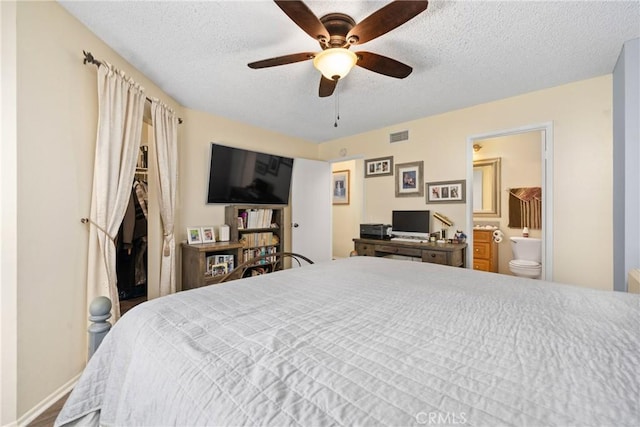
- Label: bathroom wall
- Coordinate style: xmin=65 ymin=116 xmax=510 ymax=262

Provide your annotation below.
xmin=473 ymin=132 xmax=542 ymax=275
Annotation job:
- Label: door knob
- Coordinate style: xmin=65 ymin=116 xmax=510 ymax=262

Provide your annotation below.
xmin=293 ymin=223 xmax=299 ymax=228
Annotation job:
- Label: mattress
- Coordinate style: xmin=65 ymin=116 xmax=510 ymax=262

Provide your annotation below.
xmin=56 ymin=256 xmax=640 ymax=426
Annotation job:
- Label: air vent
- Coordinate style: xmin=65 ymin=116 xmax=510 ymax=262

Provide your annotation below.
xmin=389 ymin=130 xmax=409 ymax=143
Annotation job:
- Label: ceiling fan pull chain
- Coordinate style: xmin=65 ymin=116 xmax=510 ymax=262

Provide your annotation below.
xmin=334 ymin=87 xmax=340 ymax=128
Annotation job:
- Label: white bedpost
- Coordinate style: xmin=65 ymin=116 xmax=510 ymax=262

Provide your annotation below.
xmin=88 ymin=296 xmax=112 ymax=359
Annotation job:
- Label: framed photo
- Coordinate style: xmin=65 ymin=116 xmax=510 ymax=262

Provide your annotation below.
xmin=364 ymin=156 xmax=393 ymax=178
xmin=268 ymin=156 xmax=280 ymax=175
xmin=426 ymin=180 xmax=466 ymax=203
xmin=186 ymin=227 xmax=202 ymax=244
xmin=201 ymin=226 xmax=215 ymax=243
xmin=210 ymin=262 xmax=228 ymax=277
xmin=332 ymin=170 xmax=350 ymax=205
xmin=395 ymin=161 xmax=424 ymax=197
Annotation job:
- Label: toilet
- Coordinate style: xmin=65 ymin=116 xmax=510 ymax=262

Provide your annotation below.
xmin=509 ymin=237 xmax=542 ymax=279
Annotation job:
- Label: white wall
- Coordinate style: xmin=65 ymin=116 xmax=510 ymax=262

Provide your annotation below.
xmin=319 ymin=76 xmax=613 ymax=290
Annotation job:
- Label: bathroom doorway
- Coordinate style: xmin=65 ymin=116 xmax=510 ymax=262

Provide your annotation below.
xmin=466 ymin=123 xmax=553 ymax=281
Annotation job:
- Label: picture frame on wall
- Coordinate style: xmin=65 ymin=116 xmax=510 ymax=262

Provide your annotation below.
xmin=364 ymin=156 xmax=394 ymax=178
xmin=332 ymin=170 xmax=350 ymax=205
xmin=186 ymin=227 xmax=202 ymax=244
xmin=395 ymin=161 xmax=424 ymax=197
xmin=201 ymin=226 xmax=215 ymax=243
xmin=426 ymin=180 xmax=466 ymax=203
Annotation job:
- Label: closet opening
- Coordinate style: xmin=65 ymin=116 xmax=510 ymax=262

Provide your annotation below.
xmin=117 ymin=122 xmax=153 ymax=314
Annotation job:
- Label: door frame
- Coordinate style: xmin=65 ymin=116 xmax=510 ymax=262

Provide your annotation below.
xmin=466 ymin=122 xmax=554 ymax=280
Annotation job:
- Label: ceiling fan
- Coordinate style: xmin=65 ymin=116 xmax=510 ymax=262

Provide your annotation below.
xmin=248 ymin=0 xmax=429 ymax=97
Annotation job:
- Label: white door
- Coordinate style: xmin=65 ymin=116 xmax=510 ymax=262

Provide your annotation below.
xmin=291 ymin=158 xmax=332 ymax=265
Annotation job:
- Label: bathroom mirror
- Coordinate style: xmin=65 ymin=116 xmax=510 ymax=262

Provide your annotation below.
xmin=473 ymin=157 xmax=501 ymax=217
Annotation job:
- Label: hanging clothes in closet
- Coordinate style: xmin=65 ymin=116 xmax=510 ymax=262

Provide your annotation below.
xmin=116 ymin=179 xmax=148 ymax=300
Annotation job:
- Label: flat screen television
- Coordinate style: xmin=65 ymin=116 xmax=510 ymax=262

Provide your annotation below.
xmin=391 ymin=210 xmax=430 ymax=238
xmin=207 ymin=143 xmax=294 ymax=205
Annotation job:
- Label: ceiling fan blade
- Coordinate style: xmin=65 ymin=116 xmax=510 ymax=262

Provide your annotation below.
xmin=274 ymin=0 xmax=330 ymax=43
xmin=347 ymin=1 xmax=429 ymax=45
xmin=319 ymin=76 xmax=337 ymax=97
xmin=355 ymin=51 xmax=413 ymax=78
xmin=248 ymin=52 xmax=315 ymax=69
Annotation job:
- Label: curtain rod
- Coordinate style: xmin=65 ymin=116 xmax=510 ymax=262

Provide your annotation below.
xmin=83 ymin=51 xmax=183 ymax=124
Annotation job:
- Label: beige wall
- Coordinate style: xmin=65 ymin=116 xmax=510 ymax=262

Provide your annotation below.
xmin=3 ymin=0 xmax=185 ymax=422
xmin=1 ymin=2 xmax=18 ymax=424
xmin=319 ymin=76 xmax=613 ymax=291
xmin=176 ymin=108 xmax=318 ymax=280
xmin=473 ymin=133 xmax=542 ymax=274
xmin=331 ymin=160 xmax=362 ymax=258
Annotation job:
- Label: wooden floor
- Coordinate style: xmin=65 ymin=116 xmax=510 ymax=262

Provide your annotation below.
xmin=27 ymin=296 xmax=146 ymax=426
xmin=27 ymin=392 xmax=70 ymax=427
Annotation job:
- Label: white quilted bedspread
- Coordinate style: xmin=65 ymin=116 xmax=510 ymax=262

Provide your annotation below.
xmin=56 ymin=257 xmax=639 ymax=426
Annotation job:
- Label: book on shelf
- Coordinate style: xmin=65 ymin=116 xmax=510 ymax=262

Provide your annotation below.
xmin=242 ymin=246 xmax=277 ymax=263
xmin=241 ymin=208 xmax=274 ymax=229
xmin=241 ymin=232 xmax=274 ymax=248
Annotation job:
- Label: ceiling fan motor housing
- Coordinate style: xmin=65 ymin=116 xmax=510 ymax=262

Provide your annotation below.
xmin=319 ymin=13 xmax=356 ymax=48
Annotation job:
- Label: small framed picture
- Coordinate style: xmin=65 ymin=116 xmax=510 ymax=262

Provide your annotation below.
xmin=426 ymin=180 xmax=466 ymax=203
xmin=210 ymin=263 xmax=228 ymax=277
xmin=364 ymin=156 xmax=394 ymax=178
xmin=186 ymin=227 xmax=202 ymax=244
xmin=201 ymin=226 xmax=215 ymax=243
xmin=332 ymin=170 xmax=350 ymax=205
xmin=395 ymin=161 xmax=424 ymax=197
xmin=206 ymin=255 xmax=217 ymax=274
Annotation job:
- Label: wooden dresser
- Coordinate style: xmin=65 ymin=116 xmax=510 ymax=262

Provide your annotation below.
xmin=472 ymin=229 xmax=498 ymax=272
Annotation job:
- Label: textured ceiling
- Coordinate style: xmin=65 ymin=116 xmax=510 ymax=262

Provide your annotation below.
xmin=59 ymin=1 xmax=639 ymax=143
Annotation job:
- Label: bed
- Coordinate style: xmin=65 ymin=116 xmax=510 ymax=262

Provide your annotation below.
xmin=56 ymin=256 xmax=639 ymax=426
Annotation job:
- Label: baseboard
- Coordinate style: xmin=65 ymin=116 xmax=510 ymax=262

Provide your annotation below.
xmin=16 ymin=373 xmax=81 ymax=427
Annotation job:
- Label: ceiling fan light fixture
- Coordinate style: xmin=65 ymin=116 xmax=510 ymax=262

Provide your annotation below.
xmin=313 ymin=48 xmax=357 ymax=80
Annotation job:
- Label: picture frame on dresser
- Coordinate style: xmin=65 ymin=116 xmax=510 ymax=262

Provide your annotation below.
xmin=201 ymin=226 xmax=215 ymax=243
xmin=395 ymin=161 xmax=424 ymax=197
xmin=186 ymin=227 xmax=202 ymax=244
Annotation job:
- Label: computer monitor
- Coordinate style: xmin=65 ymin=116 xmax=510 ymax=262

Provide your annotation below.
xmin=391 ymin=210 xmax=430 ymax=239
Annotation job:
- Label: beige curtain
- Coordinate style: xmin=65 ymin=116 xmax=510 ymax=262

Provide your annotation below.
xmin=86 ymin=63 xmax=145 ymax=321
xmin=151 ymin=100 xmax=178 ymax=296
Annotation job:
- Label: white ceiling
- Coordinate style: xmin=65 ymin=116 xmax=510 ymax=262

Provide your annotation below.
xmin=59 ymin=0 xmax=639 ymax=143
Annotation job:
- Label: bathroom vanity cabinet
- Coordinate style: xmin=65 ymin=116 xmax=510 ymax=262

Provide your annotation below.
xmin=473 ymin=229 xmax=498 ymax=272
